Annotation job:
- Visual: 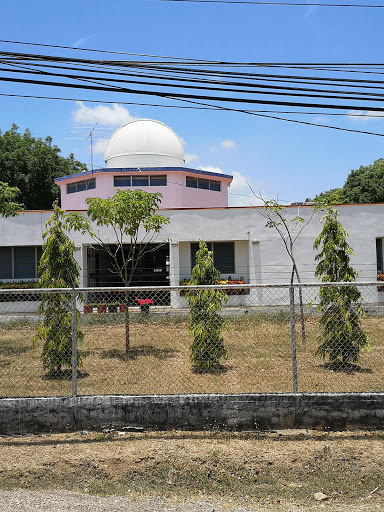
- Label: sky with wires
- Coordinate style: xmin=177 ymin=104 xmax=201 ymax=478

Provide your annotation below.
xmin=1 ymin=0 xmax=384 ymax=206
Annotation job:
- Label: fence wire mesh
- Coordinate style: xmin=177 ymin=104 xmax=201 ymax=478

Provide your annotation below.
xmin=0 ymin=283 xmax=383 ymax=397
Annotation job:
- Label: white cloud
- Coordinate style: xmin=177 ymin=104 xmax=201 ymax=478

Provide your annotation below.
xmin=198 ymin=165 xmax=224 ymax=174
xmin=220 ymin=139 xmax=237 ymax=150
xmin=185 ymin=153 xmax=198 ymax=164
xmin=211 ymin=139 xmax=237 ymax=152
xmin=72 ymin=35 xmax=93 ymax=47
xmin=72 ymin=101 xmax=136 ymax=125
xmin=92 ymin=139 xmax=109 ymax=155
xmin=313 ymin=116 xmax=326 ymax=124
xmin=347 ymin=110 xmax=384 ymax=123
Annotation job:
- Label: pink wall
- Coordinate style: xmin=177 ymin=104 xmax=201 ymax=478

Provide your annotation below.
xmin=58 ymin=170 xmax=230 ymax=210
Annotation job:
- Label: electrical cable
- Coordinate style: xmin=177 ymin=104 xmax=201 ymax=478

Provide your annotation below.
xmin=153 ymin=0 xmax=384 ymax=6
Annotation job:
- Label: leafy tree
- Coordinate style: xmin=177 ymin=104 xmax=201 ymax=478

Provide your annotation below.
xmin=312 ymin=158 xmax=384 ymax=205
xmin=343 ymin=158 xmax=384 ymax=204
xmin=312 ymin=188 xmax=345 ymax=205
xmin=0 ymin=181 xmax=24 ymax=217
xmin=187 ymin=241 xmax=228 ymax=372
xmin=66 ymin=189 xmax=170 ymax=355
xmin=33 ymin=204 xmax=84 ymax=374
xmin=313 ymin=206 xmax=370 ymax=364
xmin=252 ymin=195 xmax=314 ymax=349
xmin=0 ymin=124 xmax=86 ymax=210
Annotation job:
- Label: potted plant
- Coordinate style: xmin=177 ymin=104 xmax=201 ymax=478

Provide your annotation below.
xmin=83 ymin=304 xmax=94 ymax=314
xmin=97 ymin=301 xmax=107 ymax=313
xmin=135 ymin=297 xmax=154 ymax=315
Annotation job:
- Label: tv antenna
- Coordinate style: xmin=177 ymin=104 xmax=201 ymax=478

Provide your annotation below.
xmin=67 ymin=123 xmax=116 ymax=171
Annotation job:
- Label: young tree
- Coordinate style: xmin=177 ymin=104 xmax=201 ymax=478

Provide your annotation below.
xmin=313 ymin=206 xmax=370 ymax=364
xmin=66 ymin=189 xmax=170 ymax=355
xmin=187 ymin=241 xmax=228 ymax=372
xmin=33 ymin=204 xmax=84 ymax=374
xmin=252 ymin=195 xmax=314 ymax=349
xmin=0 ymin=181 xmax=24 ymax=217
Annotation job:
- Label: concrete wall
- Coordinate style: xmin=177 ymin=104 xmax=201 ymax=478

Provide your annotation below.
xmin=0 ymin=203 xmax=382 ymax=285
xmin=1 ymin=393 xmax=383 ymax=434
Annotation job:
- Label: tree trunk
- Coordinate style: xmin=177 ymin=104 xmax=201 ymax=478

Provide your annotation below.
xmin=125 ymin=290 xmax=130 ymax=355
xmin=298 ymin=285 xmax=306 ymax=351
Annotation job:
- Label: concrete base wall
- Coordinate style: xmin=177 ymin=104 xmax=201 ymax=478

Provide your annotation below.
xmin=1 ymin=393 xmax=384 ymax=434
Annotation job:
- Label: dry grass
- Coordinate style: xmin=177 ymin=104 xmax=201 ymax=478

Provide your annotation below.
xmin=0 ymin=313 xmax=383 ymax=397
xmin=0 ymin=429 xmax=383 ymax=510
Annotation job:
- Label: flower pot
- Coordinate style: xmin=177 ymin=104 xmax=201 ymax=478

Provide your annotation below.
xmin=140 ymin=304 xmax=150 ymax=316
xmin=84 ymin=305 xmax=93 ymax=314
xmin=97 ymin=304 xmax=107 ymax=314
xmin=119 ymin=304 xmax=126 ymax=313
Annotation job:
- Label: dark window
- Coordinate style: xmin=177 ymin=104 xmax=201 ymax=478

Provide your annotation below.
xmin=14 ymin=247 xmax=36 ymax=279
xmin=67 ymin=178 xmax=95 ymax=194
xmin=191 ymin=242 xmax=234 ymax=274
xmin=377 ymin=238 xmax=383 ymax=274
xmin=198 ymin=179 xmax=209 ymax=190
xmin=114 ymin=176 xmax=132 ymax=187
xmin=186 ymin=176 xmax=221 ymax=191
xmin=186 ymin=177 xmax=197 ymax=188
xmin=37 ymin=246 xmax=44 ymax=277
xmin=150 ymin=175 xmax=167 ymax=186
xmin=132 ymin=176 xmax=149 ymax=187
xmin=0 ymin=247 xmax=12 ymax=279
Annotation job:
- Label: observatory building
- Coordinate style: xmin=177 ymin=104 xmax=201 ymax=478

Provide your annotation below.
xmin=55 ymin=119 xmax=233 ymax=210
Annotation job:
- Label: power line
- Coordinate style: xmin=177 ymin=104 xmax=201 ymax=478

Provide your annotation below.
xmin=153 ymin=0 xmax=384 ymax=6
xmin=3 ymin=91 xmax=384 ymax=117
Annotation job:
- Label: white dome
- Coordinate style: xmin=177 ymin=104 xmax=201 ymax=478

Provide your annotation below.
xmin=104 ymin=119 xmax=185 ymax=168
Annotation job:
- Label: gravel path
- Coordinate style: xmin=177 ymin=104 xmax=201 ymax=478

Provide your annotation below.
xmin=0 ymin=490 xmax=377 ymax=512
xmin=0 ymin=490 xmax=260 ymax=512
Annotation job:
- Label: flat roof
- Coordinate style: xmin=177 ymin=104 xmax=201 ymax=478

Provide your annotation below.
xmin=54 ymin=167 xmax=233 ymax=184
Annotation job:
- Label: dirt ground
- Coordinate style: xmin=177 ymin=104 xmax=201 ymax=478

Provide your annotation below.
xmin=0 ymin=429 xmax=383 ymax=511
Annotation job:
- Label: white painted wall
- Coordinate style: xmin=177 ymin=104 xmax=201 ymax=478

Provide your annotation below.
xmin=0 ymin=203 xmax=381 ymax=285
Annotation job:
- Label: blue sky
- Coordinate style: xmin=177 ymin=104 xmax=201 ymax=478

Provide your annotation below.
xmin=1 ymin=0 xmax=384 ymax=206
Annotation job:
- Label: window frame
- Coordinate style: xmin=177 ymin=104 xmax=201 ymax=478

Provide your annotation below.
xmin=190 ymin=242 xmax=235 ymax=274
xmin=66 ymin=178 xmax=96 ymax=195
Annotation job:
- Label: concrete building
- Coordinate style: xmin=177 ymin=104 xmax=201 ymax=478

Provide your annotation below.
xmin=0 ymin=118 xmax=383 ymax=297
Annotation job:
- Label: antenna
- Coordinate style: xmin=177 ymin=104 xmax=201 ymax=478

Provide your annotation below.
xmin=66 ymin=124 xmax=116 ymax=172
xmin=87 ymin=123 xmax=98 ymax=171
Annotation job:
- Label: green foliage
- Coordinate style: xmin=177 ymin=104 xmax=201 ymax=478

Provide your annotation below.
xmin=33 ymin=204 xmax=84 ymax=373
xmin=312 ymin=188 xmax=345 ymax=205
xmin=0 ymin=181 xmax=24 ymax=217
xmin=343 ymin=158 xmax=384 ymax=204
xmin=313 ymin=206 xmax=370 ymax=364
xmin=313 ymin=158 xmax=384 ymax=205
xmin=0 ymin=124 xmax=86 ymax=210
xmin=187 ymin=241 xmax=228 ymax=371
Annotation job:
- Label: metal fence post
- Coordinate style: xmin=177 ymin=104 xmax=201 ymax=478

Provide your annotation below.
xmin=71 ymin=288 xmax=78 ymax=397
xmin=289 ymin=285 xmax=298 ymax=393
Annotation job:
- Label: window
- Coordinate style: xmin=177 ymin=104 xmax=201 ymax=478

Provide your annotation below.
xmin=191 ymin=242 xmax=235 ymax=274
xmin=150 ymin=175 xmax=167 ymax=186
xmin=66 ymin=178 xmax=95 ymax=194
xmin=186 ymin=177 xmax=197 ymax=188
xmin=377 ymin=238 xmax=383 ymax=274
xmin=186 ymin=176 xmax=221 ymax=192
xmin=114 ymin=176 xmax=131 ymax=187
xmin=132 ymin=176 xmax=149 ymax=187
xmin=0 ymin=246 xmax=43 ymax=280
xmin=114 ymin=175 xmax=167 ymax=187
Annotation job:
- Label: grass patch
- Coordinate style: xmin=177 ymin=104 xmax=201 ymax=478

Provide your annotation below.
xmin=0 ymin=315 xmax=383 ymax=396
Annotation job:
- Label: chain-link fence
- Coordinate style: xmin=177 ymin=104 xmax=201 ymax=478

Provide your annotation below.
xmin=0 ymin=283 xmax=383 ymax=397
